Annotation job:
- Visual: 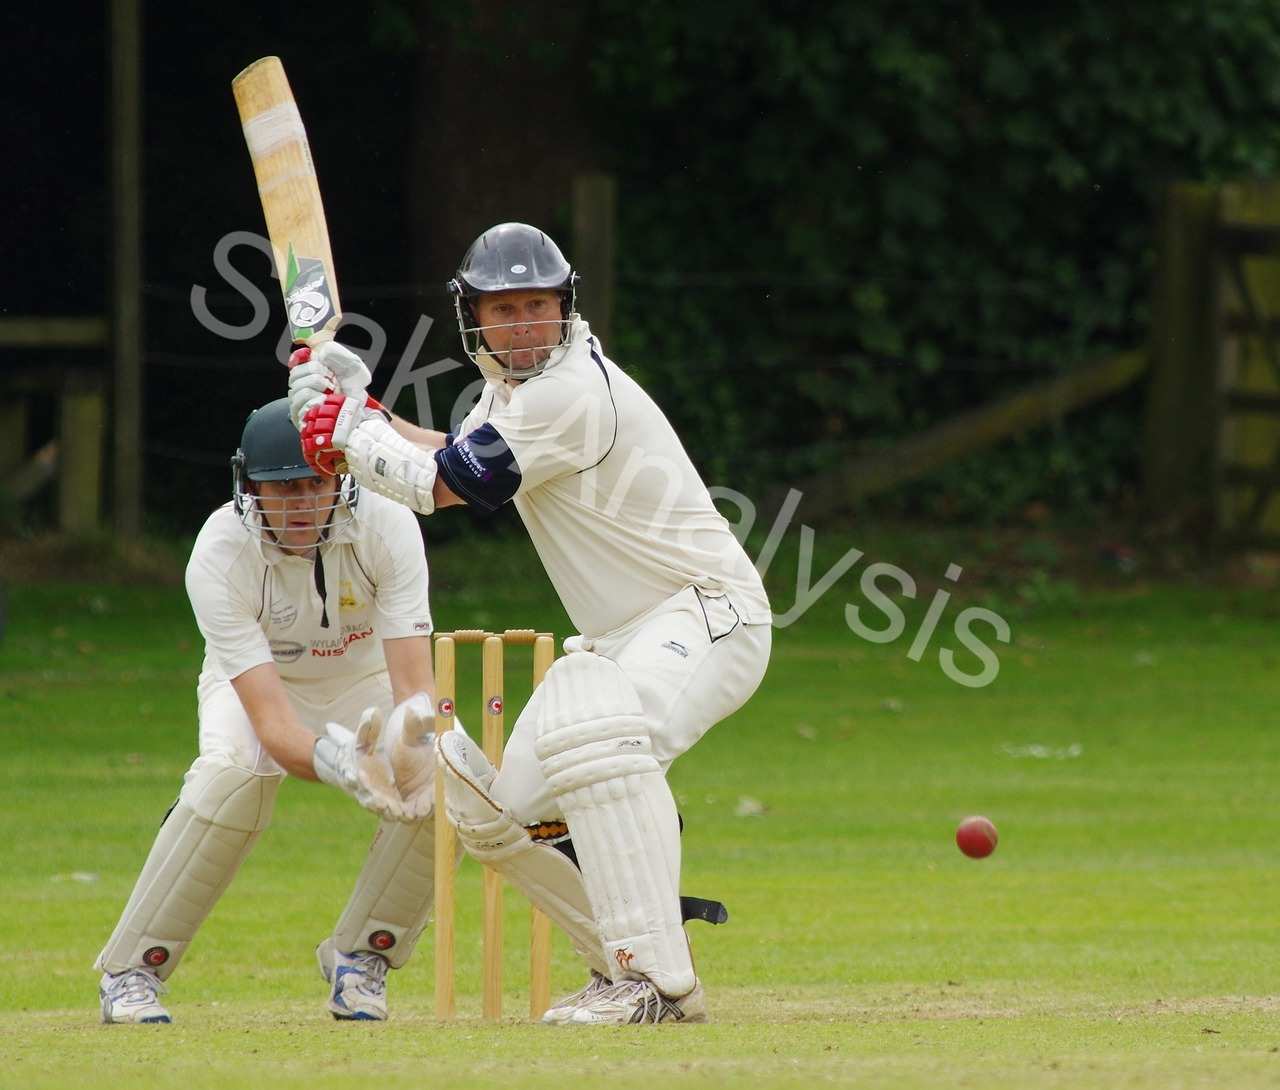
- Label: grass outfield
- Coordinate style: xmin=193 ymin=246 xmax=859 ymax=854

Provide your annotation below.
xmin=2 ymin=530 xmax=1277 ymax=1089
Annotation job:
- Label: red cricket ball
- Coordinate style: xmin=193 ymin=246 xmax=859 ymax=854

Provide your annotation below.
xmin=956 ymin=815 xmax=998 ymax=858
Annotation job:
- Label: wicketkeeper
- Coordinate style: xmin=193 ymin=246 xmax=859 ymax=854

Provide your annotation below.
xmin=95 ymin=398 xmax=450 ymax=1024
xmin=289 ymin=223 xmax=772 ymax=1025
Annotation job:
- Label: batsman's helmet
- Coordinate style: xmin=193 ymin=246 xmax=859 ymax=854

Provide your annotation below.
xmin=447 ymin=222 xmax=579 ymax=378
xmin=231 ymin=398 xmax=356 ymax=536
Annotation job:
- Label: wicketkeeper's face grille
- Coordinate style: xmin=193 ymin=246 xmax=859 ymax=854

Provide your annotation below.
xmin=237 ymin=476 xmax=355 ymax=551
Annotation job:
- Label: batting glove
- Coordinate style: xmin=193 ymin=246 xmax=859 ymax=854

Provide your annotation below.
xmin=287 ymin=342 xmax=375 ymax=431
xmin=301 ymin=391 xmax=389 ymax=476
xmin=313 ymin=707 xmax=410 ymax=822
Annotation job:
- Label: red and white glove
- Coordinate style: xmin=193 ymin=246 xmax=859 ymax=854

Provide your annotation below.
xmin=301 ymin=391 xmax=388 ymax=476
xmin=287 ymin=342 xmax=375 ymax=431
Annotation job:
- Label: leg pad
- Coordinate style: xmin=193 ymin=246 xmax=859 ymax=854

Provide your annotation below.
xmin=534 ymin=654 xmax=695 ymax=996
xmin=95 ymin=757 xmax=280 ymax=979
xmin=439 ymin=729 xmax=611 ymax=977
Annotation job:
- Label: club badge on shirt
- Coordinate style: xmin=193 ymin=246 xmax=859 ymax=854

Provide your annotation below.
xmin=270 ymin=599 xmax=298 ymax=628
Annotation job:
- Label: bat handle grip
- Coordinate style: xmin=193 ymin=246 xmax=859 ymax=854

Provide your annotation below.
xmin=285 ymin=331 xmax=335 ymax=369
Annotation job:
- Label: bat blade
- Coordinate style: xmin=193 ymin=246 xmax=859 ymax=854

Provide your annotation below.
xmin=232 ymin=56 xmax=341 ymax=346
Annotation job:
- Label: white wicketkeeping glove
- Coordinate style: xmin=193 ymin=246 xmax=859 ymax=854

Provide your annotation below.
xmin=288 ymin=341 xmax=373 ymax=431
xmin=380 ymin=692 xmax=438 ymax=822
xmin=313 ymin=707 xmax=409 ymax=822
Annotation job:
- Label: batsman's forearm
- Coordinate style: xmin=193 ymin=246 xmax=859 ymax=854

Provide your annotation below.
xmin=389 ymin=415 xmax=450 ymax=450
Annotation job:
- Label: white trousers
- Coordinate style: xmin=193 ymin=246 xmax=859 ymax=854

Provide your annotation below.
xmin=193 ymin=670 xmax=444 ymax=969
xmin=96 ymin=670 xmax=435 ymax=978
xmin=491 ymin=586 xmax=771 ymax=824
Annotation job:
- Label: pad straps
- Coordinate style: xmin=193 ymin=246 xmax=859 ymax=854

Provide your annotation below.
xmin=546 ymin=835 xmax=729 ymax=925
xmin=679 ymin=897 xmax=729 ymax=926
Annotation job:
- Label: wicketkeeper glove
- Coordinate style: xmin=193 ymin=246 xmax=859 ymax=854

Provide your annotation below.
xmin=381 ymin=692 xmax=438 ymax=822
xmin=313 ymin=707 xmax=410 ymax=822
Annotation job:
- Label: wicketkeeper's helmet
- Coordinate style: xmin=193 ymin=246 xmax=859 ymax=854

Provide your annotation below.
xmin=230 ymin=397 xmax=356 ymax=536
xmin=235 ymin=397 xmax=316 ymax=482
xmin=447 ymin=222 xmax=579 ymax=378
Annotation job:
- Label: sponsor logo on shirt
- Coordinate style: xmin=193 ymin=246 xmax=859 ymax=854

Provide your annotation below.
xmin=661 ymin=640 xmax=689 ymax=658
xmin=413 ymin=621 xmax=430 ymax=632
xmin=310 ymin=626 xmax=375 ymax=657
xmin=271 ymin=640 xmax=306 ymax=663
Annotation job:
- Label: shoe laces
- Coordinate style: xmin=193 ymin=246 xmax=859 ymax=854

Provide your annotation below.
xmin=109 ymin=968 xmax=166 ymax=1004
xmin=341 ymin=952 xmax=388 ymax=997
xmin=587 ymin=978 xmax=685 ymax=1024
xmin=560 ymin=970 xmax=610 ymax=1006
xmin=588 ymin=978 xmax=652 ymax=1008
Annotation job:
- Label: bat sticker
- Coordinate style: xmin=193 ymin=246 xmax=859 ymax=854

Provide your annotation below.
xmin=285 ymin=244 xmax=335 ymax=338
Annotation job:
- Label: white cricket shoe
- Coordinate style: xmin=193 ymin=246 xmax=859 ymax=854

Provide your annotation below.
xmin=561 ymin=978 xmax=708 ymax=1025
xmin=316 ymin=938 xmax=389 ymax=1021
xmin=99 ymin=968 xmax=171 ymax=1024
xmin=540 ymin=970 xmax=613 ymax=1025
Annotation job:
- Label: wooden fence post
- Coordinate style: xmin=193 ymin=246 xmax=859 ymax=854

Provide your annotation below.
xmin=571 ymin=173 xmax=616 ymax=349
xmin=59 ymin=370 xmax=105 ymax=533
xmin=111 ymin=0 xmax=144 ymax=537
xmin=0 ymin=400 xmax=27 ymax=475
xmin=1212 ymin=182 xmax=1280 ymax=545
xmin=1142 ymin=183 xmax=1220 ymax=526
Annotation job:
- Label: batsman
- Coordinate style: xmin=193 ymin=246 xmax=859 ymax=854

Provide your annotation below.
xmin=290 ymin=223 xmax=773 ymax=1024
xmin=95 ymin=398 xmax=450 ymax=1024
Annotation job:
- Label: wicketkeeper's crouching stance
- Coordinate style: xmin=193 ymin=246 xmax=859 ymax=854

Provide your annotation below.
xmin=95 ymin=399 xmax=453 ymax=1024
xmin=289 ymin=223 xmax=773 ymax=1024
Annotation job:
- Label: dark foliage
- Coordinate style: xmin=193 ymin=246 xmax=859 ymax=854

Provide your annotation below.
xmin=585 ymin=0 xmax=1280 ymax=516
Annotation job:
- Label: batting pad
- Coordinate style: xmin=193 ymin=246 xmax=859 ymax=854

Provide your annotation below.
xmin=438 ymin=729 xmax=612 ymax=978
xmin=329 ymin=813 xmax=454 ymax=968
xmin=345 ymin=416 xmax=438 ymax=515
xmin=95 ymin=757 xmax=281 ymax=979
xmin=533 ymin=654 xmax=694 ymax=997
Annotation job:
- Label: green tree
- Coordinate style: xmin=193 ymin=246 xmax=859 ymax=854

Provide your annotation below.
xmin=587 ymin=1 xmax=1280 ymax=514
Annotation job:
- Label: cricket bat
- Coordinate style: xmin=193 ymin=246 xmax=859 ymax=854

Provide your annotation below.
xmin=231 ymin=56 xmax=341 ymax=347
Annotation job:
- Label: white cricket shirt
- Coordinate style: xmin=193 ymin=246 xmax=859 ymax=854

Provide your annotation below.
xmin=452 ymin=320 xmax=771 ymax=638
xmin=185 ymin=490 xmax=433 ymax=705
